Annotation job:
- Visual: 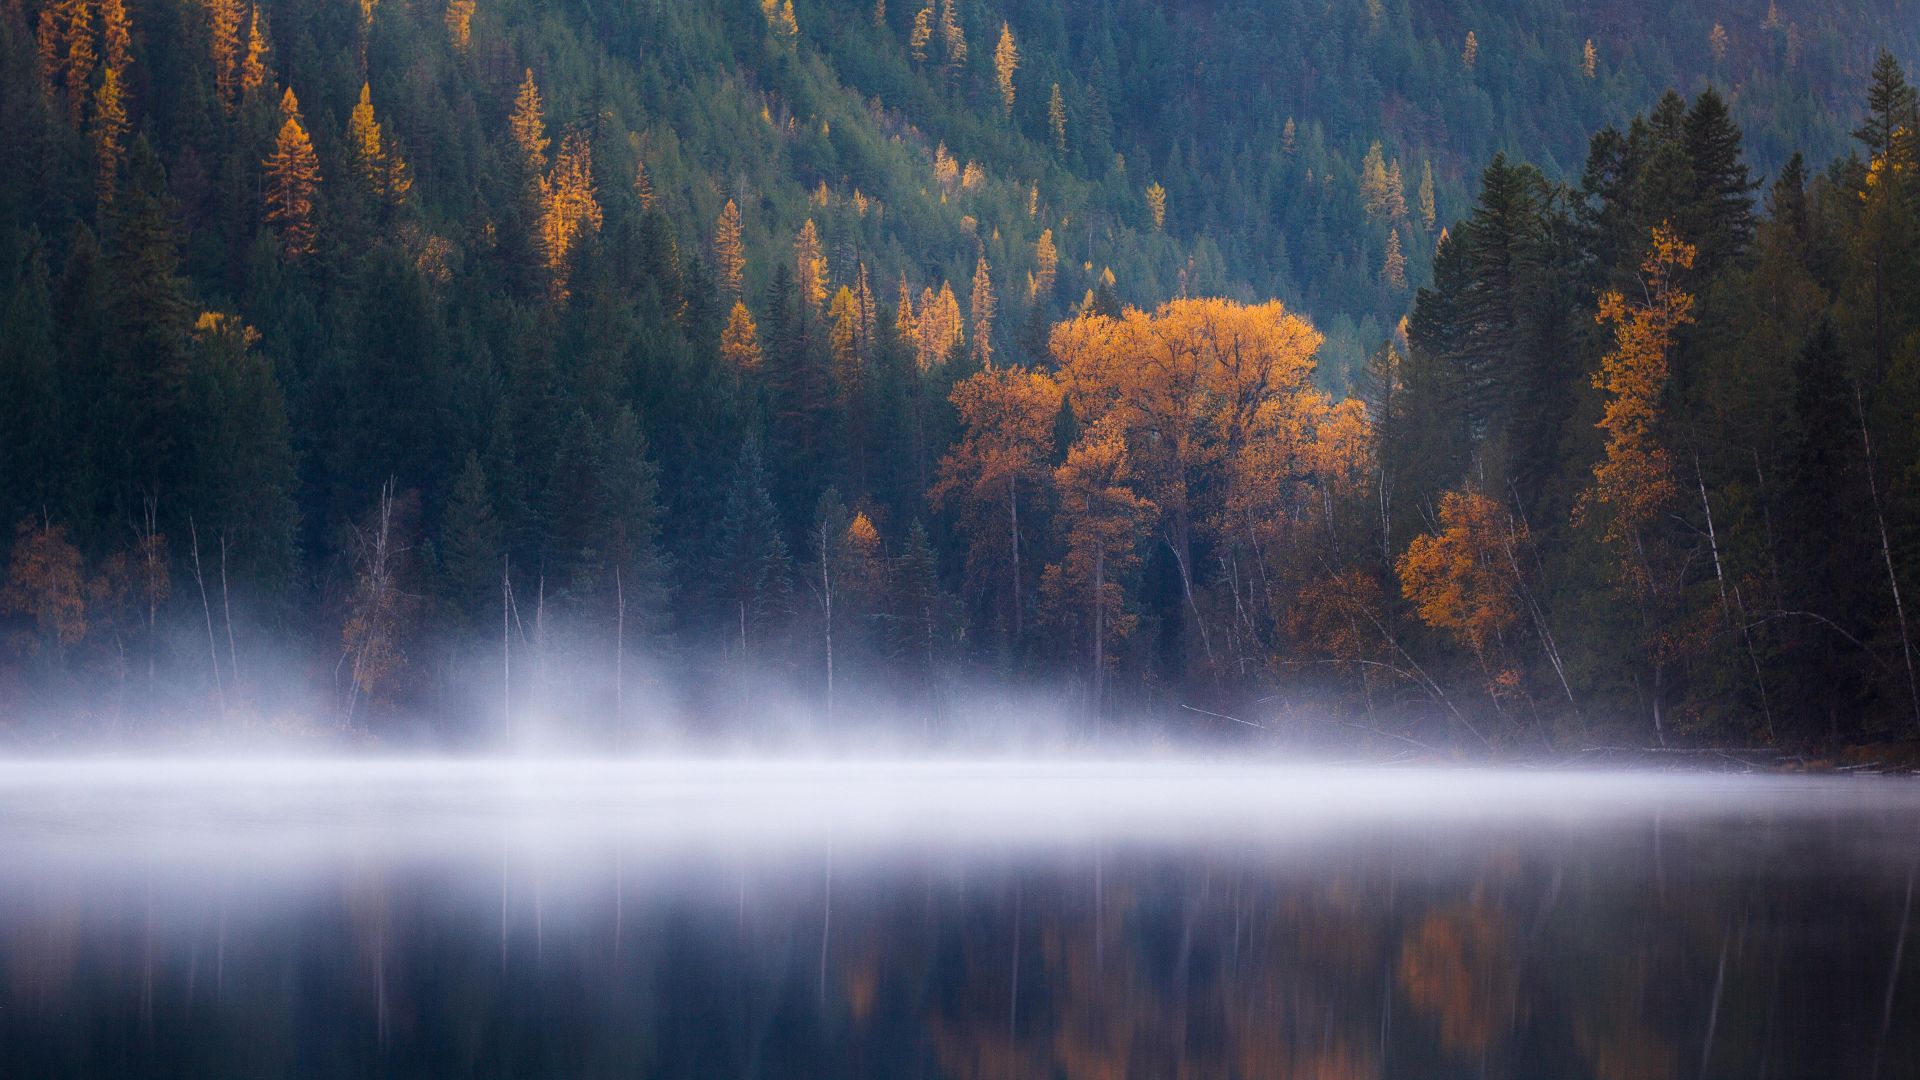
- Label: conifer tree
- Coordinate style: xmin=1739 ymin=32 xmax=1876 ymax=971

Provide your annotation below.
xmin=1031 ymin=228 xmax=1057 ymax=299
xmin=1382 ymin=227 xmax=1407 ymax=288
xmin=969 ymin=256 xmax=995 ymax=367
xmin=441 ymin=451 xmax=502 ymax=625
xmin=1145 ymin=182 xmax=1166 ymax=229
xmin=794 ymin=218 xmax=827 ymax=310
xmin=91 ymin=63 xmax=128 ymax=209
xmin=208 ymin=0 xmax=243 ymax=110
xmin=938 ymin=0 xmax=966 ymax=81
xmin=1418 ymin=160 xmax=1437 ymax=231
xmin=1048 ymin=83 xmax=1067 ymax=154
xmin=714 ymin=198 xmax=745 ymax=303
xmin=712 ymin=440 xmax=794 ymax=659
xmin=446 ymin=0 xmax=475 ymax=52
xmin=262 ymin=88 xmax=320 ymax=258
xmin=994 ymin=23 xmax=1018 ymax=117
xmin=909 ymin=1 xmax=933 ymax=62
xmin=538 ymin=130 xmax=601 ymax=302
xmin=1855 ymin=51 xmax=1918 ymax=161
xmin=509 ymin=69 xmax=548 ymax=176
xmin=1582 ymin=38 xmax=1597 ymax=79
xmin=1462 ymin=30 xmax=1478 ymax=70
xmin=347 ymin=82 xmax=410 ymax=214
xmin=241 ymin=6 xmax=271 ymax=101
xmin=721 ymin=300 xmax=762 ymax=370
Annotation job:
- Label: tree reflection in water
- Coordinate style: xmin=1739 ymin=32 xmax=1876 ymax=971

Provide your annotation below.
xmin=1 ymin=807 xmax=1916 ymax=1079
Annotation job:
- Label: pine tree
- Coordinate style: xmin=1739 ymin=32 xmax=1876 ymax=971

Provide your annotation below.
xmin=108 ymin=141 xmax=193 ymax=495
xmin=1683 ymin=87 xmax=1756 ymax=271
xmin=54 ymin=0 xmax=97 ymax=126
xmin=721 ymin=300 xmax=762 ymax=370
xmin=1855 ymin=51 xmax=1919 ymax=161
xmin=712 ymin=440 xmax=794 ymax=658
xmin=994 ymin=23 xmax=1018 ymax=117
xmin=1048 ymin=83 xmax=1067 ymax=154
xmin=262 ymin=88 xmax=320 ymax=258
xmin=969 ymin=256 xmax=995 ymax=367
xmin=0 ymin=248 xmax=64 ymax=522
xmin=441 ymin=451 xmax=501 ymax=624
xmin=1382 ymin=227 xmax=1407 ymax=288
xmin=794 ymin=218 xmax=827 ymax=310
xmin=1419 ymin=160 xmax=1437 ymax=231
xmin=714 ymin=198 xmax=745 ymax=302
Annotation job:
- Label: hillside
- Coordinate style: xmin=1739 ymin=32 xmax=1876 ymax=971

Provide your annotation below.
xmin=2 ymin=0 xmax=1919 ymax=747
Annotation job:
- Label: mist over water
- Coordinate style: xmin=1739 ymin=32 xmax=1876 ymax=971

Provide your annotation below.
xmin=2 ymin=758 xmax=1917 ymax=1077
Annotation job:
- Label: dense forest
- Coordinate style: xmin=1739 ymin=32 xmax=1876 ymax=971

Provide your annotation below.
xmin=0 ymin=0 xmax=1916 ymax=749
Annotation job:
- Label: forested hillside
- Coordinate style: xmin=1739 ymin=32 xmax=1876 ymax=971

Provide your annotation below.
xmin=0 ymin=0 xmax=1916 ymax=749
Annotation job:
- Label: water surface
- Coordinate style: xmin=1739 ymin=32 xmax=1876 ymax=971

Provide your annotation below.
xmin=1 ymin=760 xmax=1916 ymax=1077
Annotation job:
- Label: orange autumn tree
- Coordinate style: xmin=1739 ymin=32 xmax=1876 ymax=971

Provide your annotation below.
xmin=932 ymin=365 xmax=1063 ymax=645
xmin=346 ymin=82 xmax=410 ymax=216
xmin=714 ymin=198 xmax=745 ymax=303
xmin=794 ymin=218 xmax=827 ymax=311
xmin=720 ymin=300 xmax=762 ymax=370
xmin=2 ymin=519 xmax=91 ymax=660
xmin=536 ymin=130 xmax=601 ymax=302
xmin=1051 ymin=297 xmax=1325 ymax=674
xmin=262 ymin=87 xmax=321 ymax=258
xmin=1041 ymin=420 xmax=1156 ymax=713
xmin=1578 ymin=223 xmax=1696 ymax=737
xmin=1397 ymin=488 xmax=1523 ymax=696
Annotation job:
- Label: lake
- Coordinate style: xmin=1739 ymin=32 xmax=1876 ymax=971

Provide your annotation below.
xmin=0 ymin=759 xmax=1916 ymax=1078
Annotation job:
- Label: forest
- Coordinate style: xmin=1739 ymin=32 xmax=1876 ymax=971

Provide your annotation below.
xmin=0 ymin=0 xmax=1917 ymax=751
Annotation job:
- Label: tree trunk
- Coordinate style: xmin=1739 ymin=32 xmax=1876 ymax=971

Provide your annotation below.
xmin=1092 ymin=540 xmax=1104 ymax=724
xmin=1009 ymin=475 xmax=1021 ymax=646
xmin=1856 ymin=387 xmax=1920 ymax=732
xmin=189 ymin=517 xmax=228 ymax=727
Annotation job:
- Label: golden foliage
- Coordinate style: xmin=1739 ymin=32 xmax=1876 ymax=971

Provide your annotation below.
xmin=509 ymin=68 xmax=548 ymax=176
xmin=208 ymin=0 xmax=242 ymax=109
xmin=720 ymin=300 xmax=762 ymax=370
xmin=1396 ymin=489 xmax=1520 ymax=658
xmin=915 ymin=280 xmax=963 ymax=372
xmin=241 ymin=5 xmax=271 ymax=100
xmin=263 ymin=88 xmax=321 ymax=258
xmin=537 ymin=130 xmax=602 ymax=302
xmin=91 ymin=59 xmax=128 ymax=208
xmin=445 ymin=0 xmax=474 ymax=52
xmin=794 ymin=218 xmax=827 ymax=310
xmin=1030 ymin=228 xmax=1057 ymax=299
xmin=714 ymin=197 xmax=745 ymax=302
xmin=908 ymin=1 xmax=932 ymax=61
xmin=1144 ymin=181 xmax=1166 ymax=229
xmin=348 ymin=82 xmax=410 ymax=210
xmin=993 ymin=22 xmax=1018 ymax=116
xmin=1040 ymin=421 xmax=1156 ymax=654
xmin=1580 ymin=224 xmax=1695 ymax=549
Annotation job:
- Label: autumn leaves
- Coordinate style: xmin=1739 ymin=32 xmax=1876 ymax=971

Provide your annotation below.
xmin=936 ymin=298 xmax=1353 ymax=686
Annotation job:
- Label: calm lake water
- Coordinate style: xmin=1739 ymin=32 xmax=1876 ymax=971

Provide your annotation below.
xmin=0 ymin=759 xmax=1917 ymax=1078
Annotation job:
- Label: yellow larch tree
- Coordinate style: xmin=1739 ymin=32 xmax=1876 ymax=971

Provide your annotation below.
xmin=240 ymin=5 xmax=271 ymax=101
xmin=1382 ymin=227 xmax=1407 ymax=288
xmin=263 ymin=87 xmax=321 ymax=258
xmin=993 ymin=22 xmax=1018 ymax=117
xmin=915 ymin=281 xmax=962 ymax=372
xmin=92 ymin=0 xmax=132 ymax=206
xmin=894 ymin=277 xmax=919 ymax=352
xmin=48 ymin=0 xmax=97 ymax=126
xmin=1144 ymin=181 xmax=1166 ymax=229
xmin=794 ymin=218 xmax=827 ymax=310
xmin=1030 ymin=228 xmax=1057 ymax=299
xmin=1582 ymin=38 xmax=1597 ymax=78
xmin=347 ymin=82 xmax=410 ymax=211
xmin=508 ymin=68 xmax=548 ymax=177
xmin=1462 ymin=30 xmax=1478 ymax=69
xmin=632 ymin=157 xmax=654 ymax=210
xmin=445 ymin=0 xmax=474 ymax=52
xmin=208 ymin=0 xmax=243 ymax=110
xmin=969 ymin=255 xmax=995 ymax=367
xmin=538 ymin=130 xmax=602 ymax=302
xmin=937 ymin=0 xmax=966 ymax=79
xmin=714 ymin=198 xmax=745 ymax=302
xmin=909 ymin=1 xmax=933 ymax=62
xmin=720 ymin=300 xmax=762 ymax=370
